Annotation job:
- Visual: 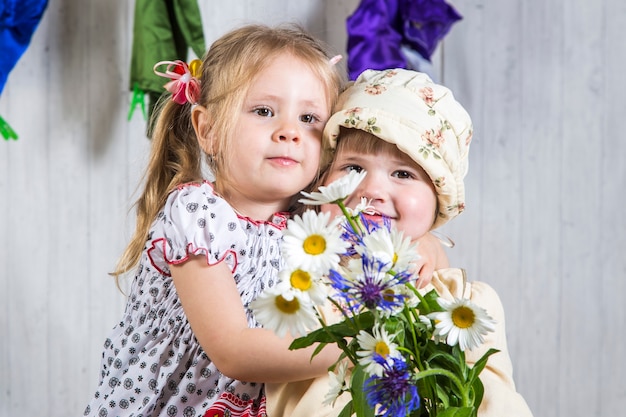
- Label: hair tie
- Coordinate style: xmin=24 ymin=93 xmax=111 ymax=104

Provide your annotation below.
xmin=153 ymin=59 xmax=202 ymax=105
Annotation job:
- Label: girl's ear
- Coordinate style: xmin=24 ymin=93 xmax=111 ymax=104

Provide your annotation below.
xmin=191 ymin=105 xmax=215 ymax=154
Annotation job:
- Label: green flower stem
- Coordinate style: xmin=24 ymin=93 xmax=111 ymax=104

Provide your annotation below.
xmin=327 ymin=296 xmax=354 ymax=324
xmin=316 ymin=318 xmax=358 ymax=365
xmin=398 ymin=306 xmax=442 ymax=411
xmin=336 ymin=200 xmax=362 ymax=235
xmin=401 ymin=307 xmax=424 ymax=368
xmin=408 ymin=283 xmax=432 ymax=314
xmin=322 ymin=298 xmax=360 ymax=364
xmin=452 ymin=344 xmax=468 ymax=377
xmin=413 ymin=368 xmax=471 ymax=407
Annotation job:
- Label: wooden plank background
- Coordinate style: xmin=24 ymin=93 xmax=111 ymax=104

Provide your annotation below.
xmin=1 ymin=1 xmax=624 ymax=416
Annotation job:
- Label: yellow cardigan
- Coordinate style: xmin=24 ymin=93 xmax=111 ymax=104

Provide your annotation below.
xmin=266 ymin=268 xmax=534 ymax=417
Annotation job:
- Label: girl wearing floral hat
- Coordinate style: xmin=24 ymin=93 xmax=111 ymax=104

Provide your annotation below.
xmin=266 ymin=69 xmax=533 ymax=417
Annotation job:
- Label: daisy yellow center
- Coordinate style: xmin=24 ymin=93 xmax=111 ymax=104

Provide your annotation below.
xmin=290 ymin=270 xmax=312 ymax=291
xmin=451 ymin=306 xmax=475 ymax=329
xmin=383 ymin=289 xmax=395 ymax=302
xmin=374 ymin=341 xmax=390 ymax=357
xmin=392 ymin=252 xmax=398 ymax=265
xmin=303 ymin=234 xmax=326 ymax=255
xmin=275 ymin=295 xmax=300 ymax=314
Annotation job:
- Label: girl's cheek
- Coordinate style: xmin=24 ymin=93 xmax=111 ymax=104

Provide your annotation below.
xmin=321 ymin=203 xmax=342 ymax=219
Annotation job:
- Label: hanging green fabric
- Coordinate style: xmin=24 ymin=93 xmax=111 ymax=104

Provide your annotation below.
xmin=128 ymin=0 xmax=205 ymax=124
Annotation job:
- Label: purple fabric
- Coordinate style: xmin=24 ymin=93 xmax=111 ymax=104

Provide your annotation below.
xmin=346 ymin=0 xmax=462 ymax=80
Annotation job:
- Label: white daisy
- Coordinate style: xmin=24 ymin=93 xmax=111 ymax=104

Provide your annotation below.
xmin=278 ymin=265 xmax=328 ymax=306
xmin=299 ymin=170 xmax=367 ymax=205
xmin=419 ymin=314 xmax=433 ymax=330
xmin=357 ymin=227 xmax=419 ymax=274
xmin=346 ymin=197 xmax=376 ymax=216
xmin=250 ymin=283 xmax=319 ymax=338
xmin=322 ymin=360 xmax=350 ymax=406
xmin=356 ymin=325 xmax=400 ymax=377
xmin=357 ymin=227 xmax=395 ymax=269
xmin=389 ymin=228 xmax=420 ymax=272
xmin=429 ymin=297 xmax=496 ymax=351
xmin=282 ymin=210 xmax=350 ymax=275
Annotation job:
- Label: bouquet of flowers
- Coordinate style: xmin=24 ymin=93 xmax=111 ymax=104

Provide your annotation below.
xmin=252 ymin=171 xmax=498 ymax=417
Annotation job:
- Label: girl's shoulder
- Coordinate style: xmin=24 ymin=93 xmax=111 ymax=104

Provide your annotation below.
xmin=170 ymin=181 xmax=290 ymax=230
xmin=161 ymin=180 xmax=239 ymax=227
xmin=165 ymin=180 xmax=232 ymax=213
xmin=170 ymin=180 xmax=218 ymax=197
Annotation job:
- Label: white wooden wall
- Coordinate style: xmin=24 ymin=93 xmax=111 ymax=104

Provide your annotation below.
xmin=1 ymin=1 xmax=624 ymax=416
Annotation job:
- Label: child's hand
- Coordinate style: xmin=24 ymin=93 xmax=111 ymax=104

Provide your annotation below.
xmin=412 ymin=232 xmax=450 ymax=288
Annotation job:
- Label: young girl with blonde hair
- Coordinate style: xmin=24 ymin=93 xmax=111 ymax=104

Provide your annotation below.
xmin=84 ymin=23 xmax=347 ymax=417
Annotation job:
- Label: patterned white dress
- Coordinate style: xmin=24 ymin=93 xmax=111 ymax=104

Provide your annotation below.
xmin=84 ymin=181 xmax=286 ymax=417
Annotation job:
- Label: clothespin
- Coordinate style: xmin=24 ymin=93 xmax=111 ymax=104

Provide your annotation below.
xmin=127 ymin=82 xmax=147 ymax=121
xmin=0 ymin=115 xmax=18 ymax=140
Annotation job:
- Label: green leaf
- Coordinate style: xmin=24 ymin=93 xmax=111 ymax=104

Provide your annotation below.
xmin=470 ymin=376 xmax=484 ymax=408
xmin=350 ymin=367 xmax=376 ymax=417
xmin=466 ymin=348 xmax=499 ymax=384
xmin=289 ymin=312 xmax=375 ymax=350
xmin=417 ymin=289 xmax=444 ymax=313
xmin=434 ymin=384 xmax=451 ymax=408
xmin=436 ymin=407 xmax=475 ymax=417
xmin=311 ymin=342 xmax=328 ymax=358
xmin=338 ymin=400 xmax=355 ymax=417
xmin=425 ymin=351 xmax=464 ymax=376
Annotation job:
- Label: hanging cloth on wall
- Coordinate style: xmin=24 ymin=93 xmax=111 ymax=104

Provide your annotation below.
xmin=0 ymin=0 xmax=49 ymax=140
xmin=128 ymin=0 xmax=205 ymax=125
xmin=346 ymin=0 xmax=462 ymax=80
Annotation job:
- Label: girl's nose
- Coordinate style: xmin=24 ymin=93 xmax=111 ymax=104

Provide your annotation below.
xmin=354 ymin=171 xmax=386 ymax=202
xmin=272 ymin=119 xmax=300 ymax=142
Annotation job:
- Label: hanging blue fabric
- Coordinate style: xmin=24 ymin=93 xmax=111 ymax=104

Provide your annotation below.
xmin=346 ymin=0 xmax=462 ymax=80
xmin=0 ymin=0 xmax=48 ymax=140
xmin=0 ymin=0 xmax=49 ymax=95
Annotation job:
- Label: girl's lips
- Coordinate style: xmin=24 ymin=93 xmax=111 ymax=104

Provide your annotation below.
xmin=268 ymin=156 xmax=298 ymax=166
xmin=361 ymin=213 xmax=394 ymax=223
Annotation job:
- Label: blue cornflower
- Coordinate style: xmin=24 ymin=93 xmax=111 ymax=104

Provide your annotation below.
xmin=339 ymin=212 xmax=390 ymax=256
xmin=364 ymin=355 xmax=420 ymax=417
xmin=358 ymin=211 xmax=392 ymax=234
xmin=327 ymin=256 xmax=408 ymax=312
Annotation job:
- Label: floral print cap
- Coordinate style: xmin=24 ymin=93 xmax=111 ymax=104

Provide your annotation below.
xmin=323 ymin=68 xmax=473 ymax=229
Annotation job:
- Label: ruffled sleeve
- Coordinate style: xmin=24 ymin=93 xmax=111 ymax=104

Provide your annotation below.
xmin=146 ymin=182 xmax=245 ymax=276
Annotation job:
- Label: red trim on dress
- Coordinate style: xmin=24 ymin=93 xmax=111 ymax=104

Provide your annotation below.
xmin=146 ymin=180 xmax=289 ymax=275
xmin=202 ymin=391 xmax=267 ymax=417
xmin=176 ymin=180 xmax=289 ymax=229
xmin=147 ymin=238 xmax=238 ymax=276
